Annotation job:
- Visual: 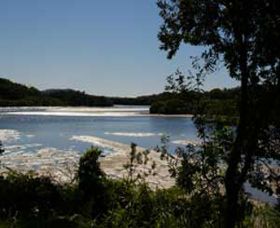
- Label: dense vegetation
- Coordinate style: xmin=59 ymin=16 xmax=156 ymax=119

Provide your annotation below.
xmin=0 ymin=77 xmax=240 ymax=118
xmin=157 ymin=0 xmax=280 ymax=227
xmin=0 ymin=78 xmax=115 ymax=107
xmin=0 ymin=78 xmax=62 ymax=106
xmin=42 ymin=89 xmax=113 ymax=107
xmin=0 ymin=78 xmax=156 ymax=107
xmin=150 ymin=84 xmax=240 ymax=117
xmin=0 ymin=147 xmax=279 ymax=227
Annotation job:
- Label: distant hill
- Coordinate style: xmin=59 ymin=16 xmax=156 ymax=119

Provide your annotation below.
xmin=0 ymin=78 xmax=63 ymax=106
xmin=0 ymin=78 xmax=240 ymax=116
xmin=42 ymin=89 xmax=113 ymax=107
xmin=0 ymin=78 xmax=40 ymax=99
xmin=0 ymin=78 xmax=157 ymax=107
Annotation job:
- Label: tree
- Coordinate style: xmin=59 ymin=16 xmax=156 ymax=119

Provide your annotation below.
xmin=157 ymin=0 xmax=280 ymax=227
xmin=0 ymin=141 xmax=4 ymax=155
xmin=78 ymin=147 xmax=106 ymax=217
xmin=165 ymin=69 xmax=190 ymax=94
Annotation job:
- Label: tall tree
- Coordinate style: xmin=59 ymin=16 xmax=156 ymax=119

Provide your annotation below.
xmin=157 ymin=0 xmax=280 ymax=227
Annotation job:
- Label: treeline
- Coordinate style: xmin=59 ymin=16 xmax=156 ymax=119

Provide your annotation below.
xmin=0 ymin=78 xmax=241 ymax=115
xmin=0 ymin=78 xmax=155 ymax=107
xmin=150 ymin=88 xmax=240 ymax=116
xmin=42 ymin=89 xmax=113 ymax=107
xmin=0 ymin=78 xmax=61 ymax=106
xmin=110 ymin=94 xmax=159 ymax=106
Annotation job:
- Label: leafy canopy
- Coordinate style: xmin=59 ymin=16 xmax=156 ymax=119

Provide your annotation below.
xmin=157 ymin=0 xmax=280 ymax=83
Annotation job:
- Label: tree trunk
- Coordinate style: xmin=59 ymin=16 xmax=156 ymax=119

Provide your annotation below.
xmin=225 ymin=31 xmax=249 ymax=228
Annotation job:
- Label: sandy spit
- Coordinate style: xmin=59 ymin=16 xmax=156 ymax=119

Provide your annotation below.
xmin=0 ymin=136 xmax=175 ymax=189
xmin=71 ymin=135 xmax=175 ymax=189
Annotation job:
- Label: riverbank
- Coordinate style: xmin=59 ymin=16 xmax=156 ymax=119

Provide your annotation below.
xmin=0 ymin=124 xmax=278 ymax=205
xmin=0 ymin=106 xmax=193 ymax=118
xmin=0 ymin=135 xmax=175 ymax=189
xmin=0 ymin=134 xmax=278 ymax=204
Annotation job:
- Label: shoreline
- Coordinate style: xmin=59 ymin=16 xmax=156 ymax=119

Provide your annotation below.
xmin=0 ymin=135 xmax=176 ymax=189
xmin=0 ymin=134 xmax=278 ymax=204
xmin=72 ymin=135 xmax=176 ymax=189
xmin=0 ymin=106 xmax=194 ymax=118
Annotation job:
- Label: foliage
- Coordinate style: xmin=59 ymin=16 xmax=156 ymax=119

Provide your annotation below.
xmin=78 ymin=147 xmax=104 ymax=191
xmin=1 ymin=77 xmax=199 ymax=107
xmin=0 ymin=78 xmax=160 ymax=107
xmin=157 ymin=0 xmax=280 ymax=227
xmin=150 ymin=98 xmax=194 ymax=114
xmin=150 ymin=72 xmax=239 ymax=117
xmin=0 ymin=146 xmax=279 ymax=227
xmin=77 ymin=147 xmax=108 ymax=218
xmin=243 ymin=205 xmax=280 ymax=228
xmin=122 ymin=143 xmax=154 ymax=183
xmin=0 ymin=171 xmax=63 ymax=219
xmin=0 ymin=142 xmax=4 ymax=156
xmin=0 ymin=76 xmax=242 ymax=113
xmin=43 ymin=89 xmax=113 ymax=107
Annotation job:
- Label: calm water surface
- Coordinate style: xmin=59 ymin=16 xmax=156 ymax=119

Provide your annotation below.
xmin=0 ymin=106 xmax=277 ymax=204
xmin=0 ymin=106 xmax=196 ymax=154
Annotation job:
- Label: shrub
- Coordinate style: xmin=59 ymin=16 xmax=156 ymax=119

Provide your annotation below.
xmin=78 ymin=147 xmax=107 ymax=218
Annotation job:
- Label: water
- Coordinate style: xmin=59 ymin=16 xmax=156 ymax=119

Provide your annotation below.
xmin=0 ymin=106 xmax=196 ymax=154
xmin=0 ymin=106 xmax=277 ymax=204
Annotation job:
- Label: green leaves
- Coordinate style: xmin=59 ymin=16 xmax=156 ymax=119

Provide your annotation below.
xmin=0 ymin=141 xmax=4 ymax=155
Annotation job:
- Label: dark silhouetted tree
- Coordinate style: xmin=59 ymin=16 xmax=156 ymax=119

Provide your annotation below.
xmin=78 ymin=147 xmax=107 ymax=218
xmin=157 ymin=0 xmax=280 ymax=227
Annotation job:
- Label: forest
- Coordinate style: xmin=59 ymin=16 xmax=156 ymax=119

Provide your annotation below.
xmin=0 ymin=77 xmax=240 ymax=117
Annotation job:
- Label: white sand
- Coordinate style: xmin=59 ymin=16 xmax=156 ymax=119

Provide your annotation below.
xmin=0 ymin=147 xmax=80 ymax=183
xmin=72 ymin=135 xmax=175 ymax=189
xmin=0 ymin=129 xmax=21 ymax=143
xmin=104 ymin=132 xmax=162 ymax=137
xmin=1 ymin=135 xmax=176 ymax=189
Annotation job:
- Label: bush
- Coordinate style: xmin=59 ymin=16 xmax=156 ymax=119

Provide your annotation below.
xmin=0 ymin=146 xmax=278 ymax=227
xmin=0 ymin=172 xmax=62 ymax=218
xmin=78 ymin=147 xmax=107 ymax=218
xmin=150 ymin=98 xmax=193 ymax=114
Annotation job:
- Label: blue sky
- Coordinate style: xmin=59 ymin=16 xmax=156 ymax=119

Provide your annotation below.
xmin=0 ymin=0 xmax=238 ymax=96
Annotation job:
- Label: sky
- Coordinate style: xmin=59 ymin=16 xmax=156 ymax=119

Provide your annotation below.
xmin=0 ymin=0 xmax=238 ymax=96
